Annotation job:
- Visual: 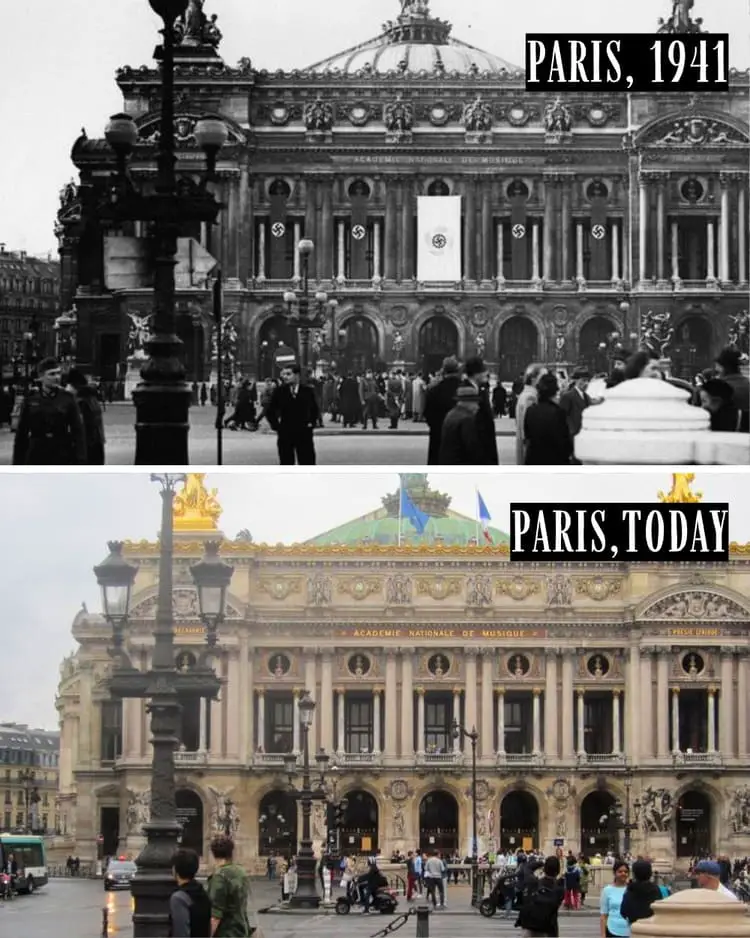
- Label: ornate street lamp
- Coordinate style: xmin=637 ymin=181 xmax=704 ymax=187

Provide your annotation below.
xmin=54 ymin=306 xmax=78 ymax=365
xmin=22 ymin=314 xmax=39 ymax=396
xmin=452 ymin=719 xmax=480 ymax=907
xmin=190 ymin=540 xmax=233 ymax=647
xmin=100 ymin=0 xmax=228 ymax=465
xmin=18 ymin=769 xmax=40 ymax=833
xmin=283 ymin=240 xmax=331 ymax=374
xmin=95 ymin=474 xmax=233 ymax=938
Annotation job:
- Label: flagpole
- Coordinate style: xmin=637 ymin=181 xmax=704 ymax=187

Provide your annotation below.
xmin=475 ymin=487 xmax=480 ymax=545
xmin=398 ymin=475 xmax=403 ymax=547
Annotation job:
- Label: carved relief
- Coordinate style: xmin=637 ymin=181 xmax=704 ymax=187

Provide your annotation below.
xmin=495 ymin=577 xmax=539 ymax=601
xmin=647 ymin=117 xmax=745 ymax=147
xmin=728 ymin=787 xmax=750 ymax=834
xmin=303 ymin=96 xmax=334 ymax=133
xmin=386 ymin=575 xmax=412 ymax=605
xmin=466 ymin=575 xmax=493 ymax=607
xmin=337 ymin=577 xmax=382 ymax=601
xmin=416 ymin=577 xmax=462 ymax=600
xmin=641 ymin=787 xmax=673 ymax=833
xmin=546 ymin=575 xmax=572 ymax=607
xmin=642 ymin=591 xmax=747 ymax=620
xmin=259 ymin=578 xmax=302 ymax=601
xmin=307 ymin=574 xmax=332 ymax=606
xmin=126 ymin=790 xmax=151 ymax=833
xmin=209 ymin=786 xmax=239 ymax=835
xmin=389 ymin=779 xmax=413 ymax=802
xmin=574 ymin=577 xmax=622 ymax=601
xmin=392 ymin=806 xmax=405 ymax=837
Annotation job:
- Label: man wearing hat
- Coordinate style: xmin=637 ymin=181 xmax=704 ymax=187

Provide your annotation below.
xmin=438 ymin=386 xmax=487 ymax=464
xmin=694 ymin=860 xmax=738 ymax=899
xmin=606 ymin=348 xmax=629 ymax=388
xmin=424 ymin=356 xmax=463 ymax=464
xmin=12 ymin=357 xmax=86 ymax=465
xmin=559 ymin=368 xmax=597 ymax=439
xmin=715 ymin=346 xmax=749 ymax=432
xmin=699 ymin=378 xmax=743 ymax=432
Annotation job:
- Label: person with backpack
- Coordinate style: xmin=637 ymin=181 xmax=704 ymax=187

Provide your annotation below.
xmin=563 ymin=856 xmax=581 ymax=910
xmin=169 ymin=848 xmax=212 ymax=938
xmin=515 ymin=855 xmax=565 ymax=937
xmin=620 ymin=860 xmax=663 ymax=928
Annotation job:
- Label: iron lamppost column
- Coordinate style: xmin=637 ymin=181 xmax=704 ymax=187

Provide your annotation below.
xmin=452 ymin=720 xmax=480 ymax=906
xmin=284 ymin=240 xmax=328 ymax=376
xmin=286 ymin=691 xmax=321 ymax=908
xmin=18 ymin=769 xmax=38 ymax=834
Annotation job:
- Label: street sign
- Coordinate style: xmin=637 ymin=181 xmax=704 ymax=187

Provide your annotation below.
xmin=553 ymin=838 xmax=564 ymax=847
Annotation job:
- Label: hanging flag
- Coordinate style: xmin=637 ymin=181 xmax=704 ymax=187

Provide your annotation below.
xmin=400 ymin=486 xmax=430 ymax=536
xmin=417 ymin=196 xmax=462 ymax=281
xmin=477 ymin=490 xmax=493 ymax=544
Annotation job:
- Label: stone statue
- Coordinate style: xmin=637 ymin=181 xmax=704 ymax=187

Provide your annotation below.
xmin=172 ymin=474 xmax=222 ymax=529
xmin=555 ymin=809 xmax=567 ymax=838
xmin=462 ymin=96 xmax=493 ymax=133
xmin=59 ymin=180 xmax=78 ymax=209
xmin=386 ymin=575 xmax=412 ymax=605
xmin=126 ymin=790 xmax=151 ymax=833
xmin=312 ymin=802 xmax=326 ymax=840
xmin=174 ymin=0 xmax=221 ymax=48
xmin=212 ymin=314 xmax=238 ymax=369
xmin=657 ymin=473 xmax=703 ymax=504
xmin=547 ymin=575 xmax=572 ymax=606
xmin=640 ymin=309 xmax=674 ymax=358
xmin=728 ymin=786 xmax=750 ymax=834
xmin=384 ymin=94 xmax=414 ymax=134
xmin=728 ymin=309 xmax=749 ymax=360
xmin=392 ymin=806 xmax=405 ymax=837
xmin=544 ymin=98 xmax=573 ymax=134
xmin=640 ymin=787 xmax=674 ymax=832
xmin=392 ymin=330 xmax=405 ymax=358
xmin=308 ymin=574 xmax=332 ymax=605
xmin=127 ymin=312 xmax=153 ymax=359
xmin=466 ymin=575 xmax=493 ymax=606
xmin=475 ymin=332 xmax=486 ymax=358
xmin=303 ymin=97 xmax=334 ymax=133
xmin=657 ymin=0 xmax=704 ymax=34
xmin=209 ymin=787 xmax=239 ymax=834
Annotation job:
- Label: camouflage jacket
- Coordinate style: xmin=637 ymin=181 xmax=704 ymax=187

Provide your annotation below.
xmin=207 ymin=862 xmax=251 ymax=937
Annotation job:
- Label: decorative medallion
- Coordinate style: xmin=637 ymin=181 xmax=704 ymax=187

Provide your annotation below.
xmin=587 ymin=654 xmax=610 ymax=678
xmin=496 ymin=577 xmax=539 ymax=601
xmin=502 ymin=103 xmax=533 ymax=127
xmin=351 ymin=224 xmax=366 ymax=241
xmin=389 ymin=306 xmax=408 ymax=328
xmin=259 ymin=577 xmax=301 ymax=601
xmin=575 ymin=577 xmax=621 ymax=601
xmin=416 ymin=577 xmax=462 ymax=601
xmin=429 ymin=103 xmax=451 ymax=127
xmin=680 ymin=177 xmax=705 ymax=203
xmin=474 ymin=780 xmax=491 ymax=802
xmin=432 ymin=233 xmax=447 ymax=249
xmin=346 ymin=104 xmax=371 ymax=127
xmin=682 ymin=652 xmax=705 ymax=676
xmin=271 ymin=222 xmax=286 ymax=238
xmin=551 ymin=778 xmax=571 ymax=802
xmin=269 ymin=104 xmax=290 ymax=126
xmin=427 ymin=653 xmax=450 ymax=677
xmin=390 ymin=779 xmax=411 ymax=801
xmin=511 ymin=223 xmax=526 ymax=239
xmin=176 ymin=651 xmax=196 ymax=672
xmin=337 ymin=577 xmax=382 ymax=600
xmin=507 ymin=654 xmax=531 ymax=678
xmin=348 ymin=654 xmax=371 ymax=677
xmin=269 ymin=653 xmax=291 ymax=677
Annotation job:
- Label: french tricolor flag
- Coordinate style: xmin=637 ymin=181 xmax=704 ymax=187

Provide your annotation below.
xmin=477 ymin=490 xmax=493 ymax=544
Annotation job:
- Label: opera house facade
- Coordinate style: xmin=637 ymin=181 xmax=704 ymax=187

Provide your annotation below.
xmin=55 ymin=474 xmax=750 ymax=869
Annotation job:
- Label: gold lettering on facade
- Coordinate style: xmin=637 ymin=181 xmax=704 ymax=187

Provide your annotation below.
xmin=668 ymin=628 xmax=721 ymax=637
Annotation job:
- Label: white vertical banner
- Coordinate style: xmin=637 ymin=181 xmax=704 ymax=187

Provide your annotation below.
xmin=417 ymin=196 xmax=462 ymax=281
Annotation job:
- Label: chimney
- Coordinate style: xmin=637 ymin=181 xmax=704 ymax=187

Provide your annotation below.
xmin=20 ymin=250 xmax=26 ymax=261
xmin=0 ymin=243 xmax=5 ymax=254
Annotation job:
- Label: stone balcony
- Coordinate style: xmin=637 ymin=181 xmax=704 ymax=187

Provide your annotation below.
xmin=496 ymin=751 xmax=546 ymax=768
xmin=336 ymin=751 xmax=383 ymax=768
xmin=174 ymin=749 xmax=208 ymax=766
xmin=577 ymin=752 xmax=627 ymax=768
xmin=416 ymin=750 xmax=464 ymax=767
xmin=672 ymin=751 xmax=724 ymax=769
xmin=252 ymin=752 xmax=300 ymax=769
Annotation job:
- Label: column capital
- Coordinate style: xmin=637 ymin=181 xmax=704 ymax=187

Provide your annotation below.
xmin=720 ymin=645 xmax=740 ymax=657
xmin=495 ymin=686 xmax=505 ymax=696
xmin=452 ymin=685 xmax=463 ymax=696
xmin=415 ymin=686 xmax=425 ymax=696
xmin=612 ymin=688 xmax=622 ymax=698
xmin=576 ymin=687 xmax=585 ymax=697
xmin=532 ymin=687 xmax=543 ymax=697
xmin=719 ymin=172 xmax=735 ymax=188
xmin=639 ymin=171 xmax=666 ymax=186
xmin=671 ymin=686 xmax=680 ymax=695
xmin=332 ymin=686 xmax=345 ymax=696
xmin=708 ymin=685 xmax=718 ymax=696
xmin=373 ymin=686 xmax=384 ymax=696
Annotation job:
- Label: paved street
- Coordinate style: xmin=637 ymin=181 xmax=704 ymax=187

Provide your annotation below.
xmin=7 ymin=879 xmax=604 ymax=938
xmin=0 ymin=406 xmax=516 ymax=465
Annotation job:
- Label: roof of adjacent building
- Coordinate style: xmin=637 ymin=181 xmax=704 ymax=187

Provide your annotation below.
xmin=306 ymin=1 xmax=521 ymax=76
xmin=0 ymin=722 xmax=59 ymax=751
xmin=305 ymin=474 xmax=509 ymax=547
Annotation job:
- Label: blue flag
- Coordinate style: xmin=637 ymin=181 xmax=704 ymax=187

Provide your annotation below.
xmin=400 ymin=486 xmax=429 ymax=535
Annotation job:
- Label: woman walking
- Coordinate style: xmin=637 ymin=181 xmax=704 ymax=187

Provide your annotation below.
xmin=600 ymin=861 xmax=631 ymax=938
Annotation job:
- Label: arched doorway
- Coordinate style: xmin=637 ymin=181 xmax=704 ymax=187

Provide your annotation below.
xmin=579 ymin=316 xmax=618 ymax=375
xmin=176 ymin=789 xmax=204 ymax=856
xmin=419 ymin=316 xmax=459 ymax=376
xmin=671 ymin=316 xmax=713 ymax=381
xmin=419 ymin=791 xmax=458 ymax=854
xmin=676 ymin=790 xmax=712 ymax=858
xmin=340 ymin=790 xmax=379 ymax=855
xmin=340 ymin=316 xmax=379 ymax=374
xmin=258 ymin=791 xmax=298 ymax=857
xmin=498 ymin=317 xmax=539 ymax=382
xmin=258 ymin=314 xmax=297 ymax=379
xmin=580 ymin=791 xmax=617 ymax=855
xmin=499 ymin=791 xmax=539 ymax=852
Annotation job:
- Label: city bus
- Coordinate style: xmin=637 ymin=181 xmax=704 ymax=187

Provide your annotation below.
xmin=0 ymin=834 xmax=48 ymax=893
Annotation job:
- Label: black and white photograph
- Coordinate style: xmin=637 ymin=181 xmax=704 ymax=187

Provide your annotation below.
xmin=0 ymin=0 xmax=747 ymax=465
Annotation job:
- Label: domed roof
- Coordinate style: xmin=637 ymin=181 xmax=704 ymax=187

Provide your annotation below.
xmin=306 ymin=1 xmax=520 ymax=76
xmin=305 ymin=475 xmax=508 ymax=547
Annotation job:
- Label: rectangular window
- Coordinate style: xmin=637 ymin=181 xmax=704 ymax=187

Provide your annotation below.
xmin=504 ymin=696 xmax=533 ymax=754
xmin=345 ymin=697 xmax=373 ymax=753
xmin=265 ymin=692 xmax=293 ymax=753
xmin=100 ymin=701 xmax=122 ymax=763
xmin=3 ymin=791 xmax=10 ymax=805
xmin=582 ymin=696 xmax=613 ymax=754
xmin=424 ymin=694 xmax=453 ymax=752
xmin=3 ymin=812 xmax=9 ymax=830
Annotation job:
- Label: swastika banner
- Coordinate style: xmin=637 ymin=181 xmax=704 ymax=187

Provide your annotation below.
xmin=417 ymin=196 xmax=462 ymax=281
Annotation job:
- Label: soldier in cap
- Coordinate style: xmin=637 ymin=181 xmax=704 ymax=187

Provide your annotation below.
xmin=12 ymin=357 xmax=86 ymax=465
xmin=605 ymin=348 xmax=629 ymax=389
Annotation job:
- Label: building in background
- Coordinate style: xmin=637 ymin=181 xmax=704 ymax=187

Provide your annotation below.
xmin=0 ymin=722 xmax=61 ymax=834
xmin=56 ymin=474 xmax=750 ymax=869
xmin=55 ymin=1 xmax=748 ymax=388
xmin=0 ymin=247 xmax=59 ymax=382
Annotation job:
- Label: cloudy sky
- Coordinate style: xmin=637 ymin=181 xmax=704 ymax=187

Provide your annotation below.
xmin=0 ymin=468 xmax=748 ymax=730
xmin=2 ymin=0 xmax=747 ymax=254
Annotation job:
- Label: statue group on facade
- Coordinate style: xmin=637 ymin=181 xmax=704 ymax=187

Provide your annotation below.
xmin=640 ymin=787 xmax=674 ymax=832
xmin=640 ymin=309 xmax=674 ymax=359
xmin=728 ymin=787 xmax=750 ymax=834
xmin=127 ymin=312 xmax=153 ymax=359
xmin=209 ymin=787 xmax=240 ymax=835
xmin=544 ymin=98 xmax=573 ymax=135
xmin=728 ymin=310 xmax=749 ymax=360
xmin=303 ymin=97 xmax=334 ymax=133
xmin=462 ymin=96 xmax=493 ymax=133
xmin=657 ymin=0 xmax=704 ymax=34
xmin=126 ymin=790 xmax=151 ymax=834
xmin=174 ymin=0 xmax=223 ymax=49
xmin=384 ymin=94 xmax=414 ymax=134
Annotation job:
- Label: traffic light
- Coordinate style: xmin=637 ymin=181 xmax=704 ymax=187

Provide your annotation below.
xmin=334 ymin=798 xmax=348 ymax=828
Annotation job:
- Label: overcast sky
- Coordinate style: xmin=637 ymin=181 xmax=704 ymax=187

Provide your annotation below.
xmin=2 ymin=0 xmax=747 ymax=254
xmin=0 ymin=468 xmax=748 ymax=730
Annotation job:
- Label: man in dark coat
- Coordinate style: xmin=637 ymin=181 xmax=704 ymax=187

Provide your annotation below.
xmin=715 ymin=346 xmax=749 ymax=432
xmin=424 ymin=357 xmax=462 ymax=464
xmin=558 ymin=368 xmax=594 ymax=438
xmin=13 ymin=357 xmax=86 ymax=465
xmin=462 ymin=356 xmax=499 ymax=464
xmin=605 ymin=348 xmax=629 ymax=388
xmin=438 ymin=387 xmax=487 ymax=464
xmin=523 ymin=373 xmax=573 ymax=466
xmin=266 ymin=365 xmax=320 ymax=465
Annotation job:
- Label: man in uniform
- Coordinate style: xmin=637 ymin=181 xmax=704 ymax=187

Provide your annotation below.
xmin=12 ymin=357 xmax=86 ymax=465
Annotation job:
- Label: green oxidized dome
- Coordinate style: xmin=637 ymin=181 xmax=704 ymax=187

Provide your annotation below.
xmin=306 ymin=475 xmax=508 ymax=547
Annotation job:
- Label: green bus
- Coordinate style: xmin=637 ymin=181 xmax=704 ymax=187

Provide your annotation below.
xmin=0 ymin=834 xmax=48 ymax=893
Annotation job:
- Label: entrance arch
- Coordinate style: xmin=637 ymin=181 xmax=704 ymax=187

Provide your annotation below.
xmin=580 ymin=791 xmax=617 ymax=855
xmin=419 ymin=791 xmax=458 ymax=854
xmin=671 ymin=315 xmax=713 ymax=381
xmin=258 ymin=315 xmax=297 ymax=378
xmin=676 ymin=790 xmax=712 ymax=858
xmin=499 ymin=791 xmax=539 ymax=852
xmin=176 ymin=789 xmax=204 ymax=856
xmin=340 ymin=316 xmax=379 ymax=374
xmin=419 ymin=316 xmax=459 ymax=376
xmin=340 ymin=790 xmax=379 ymax=855
xmin=579 ymin=316 xmax=617 ymax=375
xmin=498 ymin=317 xmax=539 ymax=382
xmin=258 ymin=790 xmax=298 ymax=857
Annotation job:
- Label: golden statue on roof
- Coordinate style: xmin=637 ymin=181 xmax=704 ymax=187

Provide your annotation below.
xmin=657 ymin=473 xmax=703 ymax=504
xmin=173 ymin=474 xmax=222 ymax=531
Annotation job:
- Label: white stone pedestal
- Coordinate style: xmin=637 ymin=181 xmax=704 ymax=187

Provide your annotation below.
xmin=124 ymin=357 xmax=145 ymax=400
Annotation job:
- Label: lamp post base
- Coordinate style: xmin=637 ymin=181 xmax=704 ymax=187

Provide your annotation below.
xmin=130 ymin=820 xmax=183 ymax=938
xmin=289 ymin=852 xmax=320 ymax=909
xmin=133 ymin=381 xmax=192 ymax=465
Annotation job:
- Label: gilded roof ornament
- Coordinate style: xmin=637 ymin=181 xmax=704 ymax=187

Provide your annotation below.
xmin=656 ymin=0 xmax=705 ymax=34
xmin=173 ymin=474 xmax=222 ymax=531
xmin=657 ymin=473 xmax=703 ymax=504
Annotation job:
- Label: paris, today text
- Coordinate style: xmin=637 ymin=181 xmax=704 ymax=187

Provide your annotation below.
xmin=510 ymin=503 xmax=729 ymax=561
xmin=525 ymin=34 xmax=730 ymax=92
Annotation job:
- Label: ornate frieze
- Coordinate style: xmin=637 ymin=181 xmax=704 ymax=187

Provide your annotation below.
xmin=337 ymin=576 xmax=383 ymax=600
xmin=574 ymin=576 xmax=622 ymax=601
xmin=495 ymin=576 xmax=539 ymax=601
xmin=415 ymin=576 xmax=463 ymax=600
xmin=642 ymin=591 xmax=748 ymax=621
xmin=258 ymin=577 xmax=302 ymax=601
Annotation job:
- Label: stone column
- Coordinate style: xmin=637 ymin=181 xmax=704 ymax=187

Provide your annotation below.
xmin=561 ymin=180 xmax=571 ymax=281
xmin=199 ymin=697 xmax=208 ymax=752
xmin=239 ymin=637 xmax=249 ymax=764
xmin=401 ymin=178 xmax=414 ymax=280
xmin=464 ymin=652 xmax=478 ymax=750
xmin=656 ymin=652 xmax=669 ymax=758
xmin=561 ymin=653 xmax=575 ymax=760
xmin=532 ymin=688 xmax=542 ymax=754
xmin=496 ymin=691 xmax=505 ymax=753
xmin=320 ymin=179 xmax=334 ymax=281
xmin=463 ymin=178 xmax=476 ymax=281
xmin=612 ymin=690 xmax=621 ymax=754
xmin=720 ymin=173 xmax=731 ymax=282
xmin=611 ymin=222 xmax=620 ymax=281
xmin=257 ymin=220 xmax=266 ymax=280
xmin=576 ymin=689 xmax=585 ymax=756
xmin=401 ymin=654 xmax=413 ymax=757
xmin=575 ymin=223 xmax=584 ymax=282
xmin=336 ymin=689 xmax=345 ymax=754
xmin=639 ymin=650 xmax=653 ymax=759
xmin=385 ymin=182 xmax=398 ymax=280
xmin=543 ymin=178 xmax=554 ymax=280
xmin=671 ymin=688 xmax=680 ymax=754
xmin=626 ymin=645 xmax=640 ymax=762
xmin=671 ymin=221 xmax=680 ymax=280
xmin=481 ymin=654 xmax=494 ymax=758
xmin=496 ymin=221 xmax=505 ymax=282
xmin=707 ymin=687 xmax=717 ymax=752
xmin=481 ymin=181 xmax=493 ymax=280
xmin=372 ymin=221 xmax=382 ymax=282
xmin=720 ymin=649 xmax=734 ymax=758
xmin=293 ymin=689 xmax=301 ymax=753
xmin=544 ymin=651 xmax=557 ymax=760
xmin=373 ymin=688 xmax=382 ymax=753
xmin=321 ymin=654 xmax=333 ymax=753
xmin=707 ymin=221 xmax=716 ymax=281
xmin=453 ymin=688 xmax=462 ymax=753
xmin=416 ymin=688 xmax=425 ymax=754
xmin=256 ymin=689 xmax=265 ymax=751
xmin=293 ymin=222 xmax=302 ymax=281
xmin=227 ymin=177 xmax=239 ymax=281
xmin=304 ymin=177 xmax=317 ymax=276
xmin=385 ymin=653 xmax=397 ymax=759
xmin=738 ymin=654 xmax=748 ymax=758
xmin=656 ymin=180 xmax=666 ymax=280
xmin=336 ymin=221 xmax=345 ymax=281
xmin=531 ymin=222 xmax=540 ymax=281
xmin=739 ymin=184 xmax=747 ymax=282
xmin=638 ymin=175 xmax=648 ymax=281
xmin=238 ymin=168 xmax=252 ymax=283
